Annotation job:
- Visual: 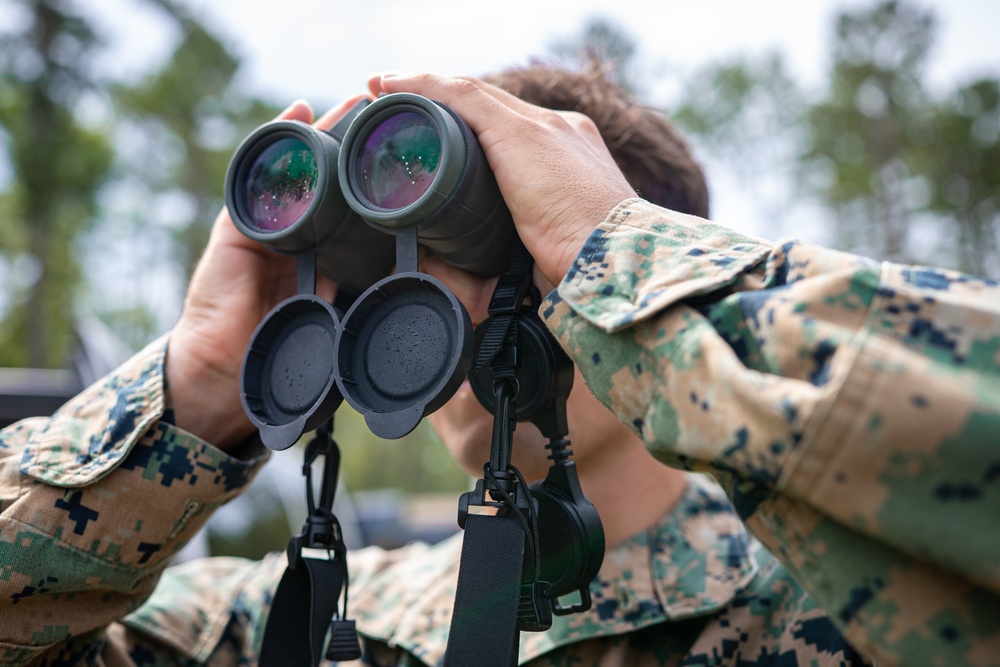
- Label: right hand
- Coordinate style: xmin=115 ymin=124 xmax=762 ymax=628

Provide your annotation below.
xmin=165 ymin=96 xmax=365 ymax=452
xmin=369 ymin=73 xmax=637 ymax=289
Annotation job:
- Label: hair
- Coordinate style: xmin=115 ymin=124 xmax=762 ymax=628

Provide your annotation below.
xmin=483 ymin=63 xmax=710 ymax=219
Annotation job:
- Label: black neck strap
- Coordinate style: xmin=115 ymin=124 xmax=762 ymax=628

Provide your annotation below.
xmin=446 ymin=239 xmax=548 ymax=666
xmin=444 ymin=512 xmax=526 ymax=667
xmin=260 ymin=421 xmax=361 ymax=666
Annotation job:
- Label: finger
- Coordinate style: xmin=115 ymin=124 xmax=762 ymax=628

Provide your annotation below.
xmin=276 ymin=98 xmax=315 ymax=123
xmin=373 ymin=72 xmax=538 ymax=114
xmin=314 ymin=93 xmax=372 ymax=131
xmin=368 ymin=73 xmax=540 ymax=136
xmin=367 ymin=72 xmax=397 ymax=98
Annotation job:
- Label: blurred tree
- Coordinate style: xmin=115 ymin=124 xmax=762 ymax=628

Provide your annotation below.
xmin=551 ymin=18 xmax=810 ymax=238
xmin=673 ymin=52 xmax=806 ymax=235
xmin=95 ymin=0 xmax=280 ymax=349
xmin=336 ymin=405 xmax=472 ymax=494
xmin=112 ymin=0 xmax=280 ymax=273
xmin=0 ymin=0 xmax=114 ymax=367
xmin=548 ymin=16 xmax=640 ymax=93
xmin=0 ymin=0 xmax=280 ymax=365
xmin=925 ymin=79 xmax=1000 ymax=277
xmin=800 ymin=0 xmax=937 ymax=264
xmin=657 ymin=0 xmax=997 ymax=276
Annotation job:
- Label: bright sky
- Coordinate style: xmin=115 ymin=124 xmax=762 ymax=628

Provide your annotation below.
xmin=87 ymin=0 xmax=999 ymax=106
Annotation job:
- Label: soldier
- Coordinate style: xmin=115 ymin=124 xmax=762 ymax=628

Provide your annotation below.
xmin=1 ymin=66 xmax=998 ymax=667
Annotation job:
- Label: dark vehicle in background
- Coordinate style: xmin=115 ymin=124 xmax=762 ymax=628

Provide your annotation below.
xmin=0 ymin=316 xmax=130 ymax=429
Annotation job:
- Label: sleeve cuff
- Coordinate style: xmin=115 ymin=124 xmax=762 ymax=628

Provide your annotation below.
xmin=554 ymin=199 xmax=772 ymax=333
xmin=20 ymin=334 xmax=171 ymax=487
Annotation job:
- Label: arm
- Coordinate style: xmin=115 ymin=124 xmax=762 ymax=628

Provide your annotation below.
xmin=0 ymin=96 xmax=368 ymax=665
xmin=540 ymin=198 xmax=1000 ymax=667
xmin=371 ymin=73 xmax=1000 ymax=667
xmin=0 ymin=337 xmax=269 ymax=665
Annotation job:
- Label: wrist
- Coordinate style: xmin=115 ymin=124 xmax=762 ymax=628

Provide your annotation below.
xmin=165 ymin=327 xmax=256 ymax=453
xmin=543 ymin=198 xmax=636 ymax=287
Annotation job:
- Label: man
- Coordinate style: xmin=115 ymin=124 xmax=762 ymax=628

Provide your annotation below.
xmin=2 ymin=66 xmax=998 ymax=667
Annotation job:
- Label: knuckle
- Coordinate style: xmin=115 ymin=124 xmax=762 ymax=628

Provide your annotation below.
xmin=449 ymin=76 xmax=485 ymax=98
xmin=559 ymin=110 xmax=599 ymax=135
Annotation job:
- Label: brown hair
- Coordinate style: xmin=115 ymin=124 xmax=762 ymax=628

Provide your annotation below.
xmin=483 ymin=64 xmax=710 ymax=218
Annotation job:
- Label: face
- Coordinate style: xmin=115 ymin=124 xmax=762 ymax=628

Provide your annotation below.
xmin=428 ymin=365 xmax=634 ymax=483
xmin=416 ymin=254 xmax=635 ymax=482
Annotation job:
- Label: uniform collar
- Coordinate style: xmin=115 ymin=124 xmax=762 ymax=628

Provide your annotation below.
xmin=351 ymin=474 xmax=758 ymax=666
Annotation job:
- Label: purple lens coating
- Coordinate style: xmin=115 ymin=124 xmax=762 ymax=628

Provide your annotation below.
xmin=358 ymin=112 xmax=440 ymax=210
xmin=244 ymin=137 xmax=318 ymax=231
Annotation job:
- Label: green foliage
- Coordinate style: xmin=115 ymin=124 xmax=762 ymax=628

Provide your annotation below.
xmin=548 ymin=17 xmax=640 ymax=93
xmin=673 ymin=52 xmax=806 ymax=233
xmin=335 ymin=405 xmax=472 ymax=493
xmin=666 ymin=0 xmax=998 ymax=277
xmin=924 ymin=79 xmax=1000 ymax=276
xmin=109 ymin=6 xmax=280 ymax=281
xmin=0 ymin=0 xmax=115 ymax=367
xmin=674 ymin=53 xmax=803 ymax=149
xmin=801 ymin=0 xmax=937 ymax=264
xmin=0 ymin=1 xmax=283 ymax=367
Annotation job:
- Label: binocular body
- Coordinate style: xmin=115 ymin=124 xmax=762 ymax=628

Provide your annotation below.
xmin=225 ymin=93 xmax=514 ymax=296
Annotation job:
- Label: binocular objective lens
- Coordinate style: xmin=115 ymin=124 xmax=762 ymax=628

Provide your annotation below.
xmin=358 ymin=112 xmax=440 ymax=210
xmin=244 ymin=137 xmax=318 ymax=231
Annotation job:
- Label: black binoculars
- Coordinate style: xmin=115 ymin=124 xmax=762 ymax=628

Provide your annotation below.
xmin=227 ymin=93 xmax=519 ymax=449
xmin=225 ymin=93 xmax=514 ymax=296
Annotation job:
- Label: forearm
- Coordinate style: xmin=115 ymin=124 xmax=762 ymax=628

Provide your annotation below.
xmin=542 ymin=198 xmax=1000 ymax=666
xmin=0 ymin=336 xmax=268 ymax=665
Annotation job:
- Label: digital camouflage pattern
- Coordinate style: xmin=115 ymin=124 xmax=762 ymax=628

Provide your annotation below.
xmin=0 ymin=336 xmax=270 ymax=665
xmin=340 ymin=474 xmax=866 ymax=666
xmin=544 ymin=198 xmax=1000 ymax=666
xmin=0 ymin=197 xmax=997 ymax=665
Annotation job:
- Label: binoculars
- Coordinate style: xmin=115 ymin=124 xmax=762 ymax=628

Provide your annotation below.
xmin=226 ymin=93 xmax=514 ymax=296
xmin=226 ymin=93 xmax=516 ymax=449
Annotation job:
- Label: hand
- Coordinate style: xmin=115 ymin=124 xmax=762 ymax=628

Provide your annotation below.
xmin=369 ymin=73 xmax=637 ymax=289
xmin=165 ymin=96 xmax=365 ymax=452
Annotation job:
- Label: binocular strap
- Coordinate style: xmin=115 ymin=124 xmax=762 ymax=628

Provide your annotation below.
xmin=444 ymin=512 xmax=526 ymax=667
xmin=259 ymin=423 xmax=361 ymax=666
xmin=260 ymin=553 xmax=347 ymax=667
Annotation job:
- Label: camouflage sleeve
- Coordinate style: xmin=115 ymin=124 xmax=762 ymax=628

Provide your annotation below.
xmin=117 ymin=534 xmax=432 ymax=664
xmin=0 ymin=335 xmax=269 ymax=666
xmin=541 ymin=198 xmax=1000 ymax=667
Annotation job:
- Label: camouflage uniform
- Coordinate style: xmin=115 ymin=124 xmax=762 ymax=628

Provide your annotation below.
xmin=2 ymin=198 xmax=998 ymax=665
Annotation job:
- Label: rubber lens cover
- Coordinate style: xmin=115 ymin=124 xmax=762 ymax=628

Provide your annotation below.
xmin=336 ymin=272 xmax=472 ymax=439
xmin=241 ymin=295 xmax=344 ymax=451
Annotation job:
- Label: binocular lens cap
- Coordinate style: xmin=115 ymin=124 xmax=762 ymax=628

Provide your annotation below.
xmin=241 ymin=295 xmax=344 ymax=451
xmin=469 ymin=317 xmax=557 ymax=421
xmin=336 ymin=273 xmax=472 ymax=440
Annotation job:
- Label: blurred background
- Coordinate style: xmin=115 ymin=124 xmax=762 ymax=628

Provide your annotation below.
xmin=1 ymin=0 xmax=998 ymax=557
